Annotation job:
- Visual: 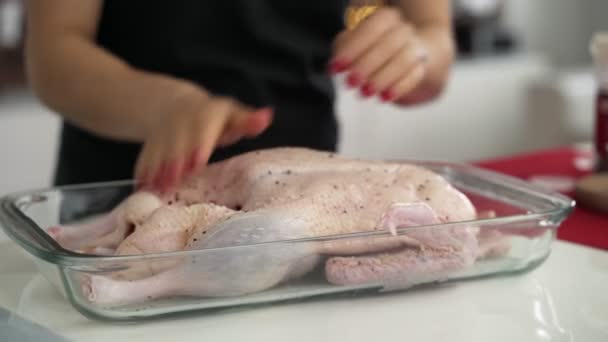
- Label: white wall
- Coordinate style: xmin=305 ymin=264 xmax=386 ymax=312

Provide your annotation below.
xmin=335 ymin=53 xmax=568 ymax=162
xmin=0 ymin=91 xmax=60 ymax=195
xmin=502 ymin=0 xmax=608 ymax=67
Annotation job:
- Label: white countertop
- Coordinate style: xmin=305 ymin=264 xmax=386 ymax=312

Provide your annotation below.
xmin=0 ymin=237 xmax=607 ymax=342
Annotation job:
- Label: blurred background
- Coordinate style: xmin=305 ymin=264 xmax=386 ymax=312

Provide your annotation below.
xmin=0 ymin=0 xmax=606 ymax=195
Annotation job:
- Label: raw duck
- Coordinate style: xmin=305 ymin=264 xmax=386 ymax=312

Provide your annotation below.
xmin=48 ymin=147 xmax=510 ymax=305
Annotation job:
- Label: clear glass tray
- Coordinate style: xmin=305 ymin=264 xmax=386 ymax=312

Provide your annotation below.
xmin=0 ymin=161 xmax=574 ymax=322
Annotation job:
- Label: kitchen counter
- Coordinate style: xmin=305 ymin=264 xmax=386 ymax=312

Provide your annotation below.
xmin=1 ymin=238 xmax=606 ymax=342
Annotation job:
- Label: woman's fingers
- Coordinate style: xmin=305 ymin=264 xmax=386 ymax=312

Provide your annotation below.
xmin=183 ymin=147 xmax=200 ymax=176
xmin=135 ymin=97 xmax=274 ymax=193
xmin=183 ymin=98 xmax=234 ymax=179
xmin=368 ymin=44 xmax=428 ymax=101
xmin=134 ymin=135 xmax=163 ymax=191
xmin=331 ymin=7 xmax=402 ymax=69
xmin=153 ymin=160 xmax=169 ymax=192
xmin=218 ymin=106 xmax=274 ymax=146
xmin=390 ymin=63 xmax=427 ymax=101
xmin=161 ymin=157 xmax=185 ymax=193
xmin=145 ymin=99 xmax=231 ymax=192
xmin=183 ymin=99 xmax=274 ymax=178
xmin=329 ymin=7 xmax=430 ymax=103
xmin=344 ymin=24 xmax=414 ymax=90
xmin=245 ymin=107 xmax=274 ymax=137
xmin=147 ymin=116 xmax=190 ymax=192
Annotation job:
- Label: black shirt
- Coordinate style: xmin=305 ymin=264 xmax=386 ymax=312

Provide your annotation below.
xmin=54 ymin=0 xmax=348 ymax=186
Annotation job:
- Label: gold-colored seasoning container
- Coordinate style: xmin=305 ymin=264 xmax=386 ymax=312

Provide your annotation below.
xmin=345 ymin=0 xmax=384 ymax=29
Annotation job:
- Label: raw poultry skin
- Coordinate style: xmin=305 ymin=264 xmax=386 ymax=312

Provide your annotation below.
xmin=48 ymin=147 xmax=509 ymax=306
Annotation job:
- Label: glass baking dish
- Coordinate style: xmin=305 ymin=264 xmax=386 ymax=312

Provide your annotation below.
xmin=0 ymin=161 xmax=574 ymax=322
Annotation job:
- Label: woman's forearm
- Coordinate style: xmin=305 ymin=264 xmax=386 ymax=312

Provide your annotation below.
xmin=26 ymin=33 xmax=207 ymax=142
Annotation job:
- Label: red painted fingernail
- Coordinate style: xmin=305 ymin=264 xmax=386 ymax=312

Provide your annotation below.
xmin=328 ymin=58 xmax=350 ymax=74
xmin=346 ymin=72 xmax=362 ymax=87
xmin=361 ymin=83 xmax=376 ymax=97
xmin=380 ymin=89 xmax=395 ymax=102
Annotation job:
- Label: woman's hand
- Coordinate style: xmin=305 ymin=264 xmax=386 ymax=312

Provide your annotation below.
xmin=135 ymin=90 xmax=273 ymax=192
xmin=329 ymin=6 xmax=452 ymax=104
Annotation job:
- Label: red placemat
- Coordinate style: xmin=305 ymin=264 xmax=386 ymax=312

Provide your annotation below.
xmin=474 ymin=146 xmax=608 ymax=250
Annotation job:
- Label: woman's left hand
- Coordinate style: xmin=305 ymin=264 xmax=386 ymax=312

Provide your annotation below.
xmin=329 ymin=7 xmax=432 ymax=103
